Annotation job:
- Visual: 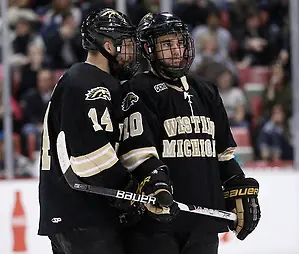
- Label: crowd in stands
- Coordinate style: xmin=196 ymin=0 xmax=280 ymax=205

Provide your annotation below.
xmin=0 ymin=0 xmax=293 ymax=177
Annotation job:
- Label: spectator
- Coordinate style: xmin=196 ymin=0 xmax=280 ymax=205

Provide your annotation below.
xmin=32 ymin=0 xmax=52 ymax=13
xmin=0 ymin=79 xmax=23 ymax=139
xmin=12 ymin=18 xmax=33 ymax=55
xmin=227 ymin=0 xmax=260 ymax=37
xmin=235 ymin=9 xmax=275 ymax=67
xmin=268 ymin=0 xmax=289 ymax=29
xmin=191 ymin=33 xmax=236 ymax=75
xmin=18 ymin=43 xmax=46 ymax=99
xmin=192 ymin=9 xmax=232 ymax=58
xmin=267 ymin=0 xmax=289 ymax=67
xmin=42 ymin=0 xmax=82 ymax=30
xmin=173 ymin=0 xmax=217 ymax=31
xmin=258 ymin=104 xmax=293 ymax=161
xmin=261 ymin=64 xmax=292 ymax=121
xmin=0 ymin=79 xmax=29 ymax=177
xmin=7 ymin=0 xmax=40 ymax=28
xmin=11 ymin=18 xmax=44 ymax=67
xmin=20 ymin=69 xmax=53 ymax=161
xmin=216 ymin=68 xmax=249 ymax=127
xmin=43 ymin=11 xmax=86 ymax=69
xmin=0 ymin=0 xmax=293 ymax=176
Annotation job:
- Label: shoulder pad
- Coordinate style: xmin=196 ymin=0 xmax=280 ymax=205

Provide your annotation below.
xmin=129 ymin=72 xmax=168 ymax=94
xmin=187 ymin=73 xmax=218 ymax=99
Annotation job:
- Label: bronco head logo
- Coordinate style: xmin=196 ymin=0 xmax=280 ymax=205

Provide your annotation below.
xmin=85 ymin=87 xmax=111 ymax=101
xmin=102 ymin=9 xmax=123 ymax=20
xmin=121 ymin=92 xmax=139 ymax=111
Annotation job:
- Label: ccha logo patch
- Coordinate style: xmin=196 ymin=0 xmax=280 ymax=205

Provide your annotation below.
xmin=154 ymin=83 xmax=168 ymax=93
xmin=85 ymin=87 xmax=111 ymax=101
xmin=121 ymin=92 xmax=139 ymax=111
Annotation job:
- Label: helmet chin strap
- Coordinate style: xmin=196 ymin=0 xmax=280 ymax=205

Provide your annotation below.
xmin=94 ymin=39 xmax=125 ymax=79
xmin=151 ymin=67 xmax=185 ymax=89
xmin=151 ymin=59 xmax=185 ymax=82
xmin=97 ymin=42 xmax=118 ymax=64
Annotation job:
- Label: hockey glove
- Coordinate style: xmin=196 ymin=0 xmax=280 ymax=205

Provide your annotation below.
xmin=119 ymin=201 xmax=145 ymax=227
xmin=138 ymin=165 xmax=179 ymax=223
xmin=109 ymin=173 xmax=139 ymax=211
xmin=223 ymin=175 xmax=261 ymax=240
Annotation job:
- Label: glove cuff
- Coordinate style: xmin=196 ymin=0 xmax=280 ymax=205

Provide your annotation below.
xmin=219 ymin=159 xmax=244 ymax=185
xmin=223 ymin=173 xmax=245 ymax=186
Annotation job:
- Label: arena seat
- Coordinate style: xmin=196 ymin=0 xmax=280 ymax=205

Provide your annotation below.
xmin=238 ymin=67 xmax=270 ymax=88
xmin=231 ymin=126 xmax=254 ymax=163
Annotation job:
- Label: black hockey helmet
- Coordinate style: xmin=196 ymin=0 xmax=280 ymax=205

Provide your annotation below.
xmin=137 ymin=12 xmax=194 ymax=80
xmin=81 ymin=8 xmax=140 ymax=80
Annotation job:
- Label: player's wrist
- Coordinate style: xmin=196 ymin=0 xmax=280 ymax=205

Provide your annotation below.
xmin=223 ymin=173 xmax=245 ymax=187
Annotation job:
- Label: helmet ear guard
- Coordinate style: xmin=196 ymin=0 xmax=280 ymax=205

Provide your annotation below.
xmin=142 ymin=42 xmax=155 ymax=61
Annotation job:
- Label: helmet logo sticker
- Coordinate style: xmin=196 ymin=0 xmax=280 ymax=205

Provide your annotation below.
xmin=143 ymin=13 xmax=153 ymax=20
xmin=102 ymin=9 xmax=125 ymax=21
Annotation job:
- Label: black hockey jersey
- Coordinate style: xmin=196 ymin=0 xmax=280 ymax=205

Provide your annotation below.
xmin=38 ymin=63 xmax=127 ymax=235
xmin=118 ymin=71 xmax=238 ymax=233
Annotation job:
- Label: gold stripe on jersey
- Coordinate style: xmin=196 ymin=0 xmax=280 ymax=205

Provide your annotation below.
xmin=70 ymin=143 xmax=118 ymax=177
xmin=218 ymin=147 xmax=236 ymax=161
xmin=180 ymin=76 xmax=189 ymax=91
xmin=165 ymin=76 xmax=189 ymax=92
xmin=120 ymin=147 xmax=159 ymax=172
xmin=166 ymin=84 xmax=184 ymax=92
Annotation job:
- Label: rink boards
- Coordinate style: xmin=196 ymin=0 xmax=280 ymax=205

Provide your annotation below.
xmin=1 ymin=170 xmax=298 ymax=254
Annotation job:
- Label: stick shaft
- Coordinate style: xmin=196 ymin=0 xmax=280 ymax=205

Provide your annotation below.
xmin=176 ymin=201 xmax=237 ymax=221
xmin=65 ymin=169 xmax=236 ymax=221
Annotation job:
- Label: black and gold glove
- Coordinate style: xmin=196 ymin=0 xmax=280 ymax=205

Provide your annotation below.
xmin=110 ymin=173 xmax=139 ymax=210
xmin=138 ymin=165 xmax=179 ymax=222
xmin=223 ymin=175 xmax=261 ymax=240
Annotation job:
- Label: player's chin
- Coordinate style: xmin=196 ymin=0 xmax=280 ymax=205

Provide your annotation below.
xmin=172 ymin=58 xmax=184 ymax=66
xmin=118 ymin=58 xmax=133 ymax=66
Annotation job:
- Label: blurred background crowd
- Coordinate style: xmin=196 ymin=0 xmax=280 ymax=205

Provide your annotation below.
xmin=0 ymin=0 xmax=293 ymax=178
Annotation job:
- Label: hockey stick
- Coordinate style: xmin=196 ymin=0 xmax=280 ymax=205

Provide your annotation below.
xmin=175 ymin=201 xmax=236 ymax=221
xmin=63 ymin=168 xmax=157 ymax=205
xmin=64 ymin=169 xmax=236 ymax=221
xmin=57 ymin=131 xmax=156 ymax=205
xmin=63 ymin=169 xmax=236 ymax=221
xmin=57 ymin=132 xmax=237 ymax=221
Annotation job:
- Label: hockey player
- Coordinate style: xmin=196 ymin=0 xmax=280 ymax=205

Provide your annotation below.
xmin=38 ymin=8 xmax=140 ymax=254
xmin=118 ymin=12 xmax=261 ymax=254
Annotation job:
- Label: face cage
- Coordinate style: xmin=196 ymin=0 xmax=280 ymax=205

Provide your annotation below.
xmin=146 ymin=31 xmax=195 ymax=80
xmin=111 ymin=35 xmax=140 ymax=81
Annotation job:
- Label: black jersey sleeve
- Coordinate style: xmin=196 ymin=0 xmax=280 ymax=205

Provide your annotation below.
xmin=211 ymin=82 xmax=237 ymax=159
xmin=118 ymin=80 xmax=165 ymax=181
xmin=188 ymin=74 xmax=243 ymax=182
xmin=209 ymin=82 xmax=244 ymax=180
xmin=60 ymin=77 xmax=127 ymax=188
xmin=189 ymin=75 xmax=237 ymax=158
